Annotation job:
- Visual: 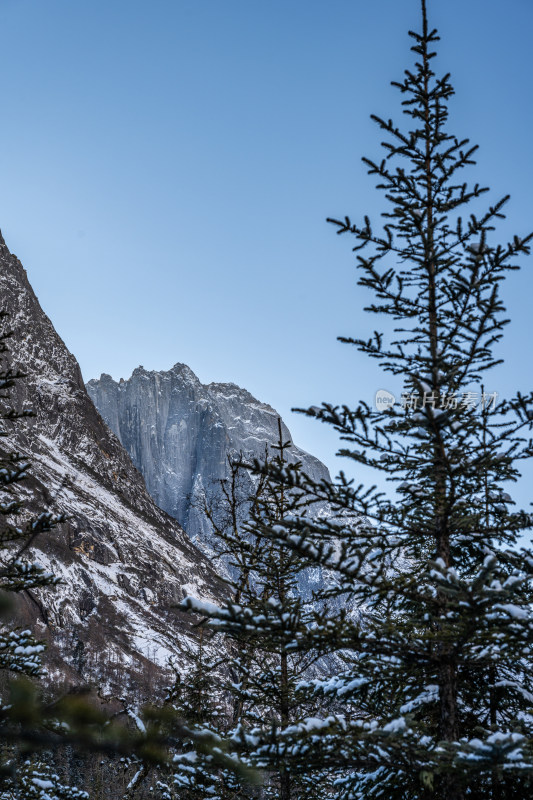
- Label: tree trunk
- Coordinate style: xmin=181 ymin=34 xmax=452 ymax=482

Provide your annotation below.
xmin=421 ymin=4 xmax=463 ymax=797
xmin=279 ymin=642 xmax=291 ymax=800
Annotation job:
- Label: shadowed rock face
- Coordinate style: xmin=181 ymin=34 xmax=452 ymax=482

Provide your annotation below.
xmin=87 ymin=366 xmax=331 ymax=543
xmin=0 ymin=231 xmax=222 ymax=698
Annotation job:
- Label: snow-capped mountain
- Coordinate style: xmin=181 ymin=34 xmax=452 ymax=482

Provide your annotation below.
xmin=0 ymin=231 xmax=222 ymax=698
xmin=87 ymin=365 xmax=331 ymax=544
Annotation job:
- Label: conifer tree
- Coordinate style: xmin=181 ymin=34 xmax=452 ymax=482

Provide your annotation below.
xmin=187 ymin=2 xmax=533 ymax=798
xmin=116 ymin=630 xmax=257 ymax=800
xmin=184 ymin=424 xmax=333 ymax=799
xmin=0 ymin=759 xmax=89 ymax=800
xmin=151 ymin=635 xmax=233 ymax=800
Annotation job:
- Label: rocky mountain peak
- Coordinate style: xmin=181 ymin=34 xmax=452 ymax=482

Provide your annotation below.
xmin=87 ymin=363 xmax=331 ymax=544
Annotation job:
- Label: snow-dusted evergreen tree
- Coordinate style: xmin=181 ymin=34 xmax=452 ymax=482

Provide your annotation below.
xmin=151 ymin=635 xmax=235 ymax=800
xmin=116 ymin=631 xmax=255 ymax=800
xmin=184 ymin=423 xmax=333 ymax=799
xmin=0 ymin=759 xmax=89 ymax=800
xmin=187 ymin=1 xmax=533 ymax=798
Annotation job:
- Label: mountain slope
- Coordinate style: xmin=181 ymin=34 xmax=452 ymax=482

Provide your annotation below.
xmin=0 ymin=231 xmax=222 ymax=698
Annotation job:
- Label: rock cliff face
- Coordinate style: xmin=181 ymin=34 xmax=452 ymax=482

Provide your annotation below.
xmin=87 ymin=366 xmax=334 ymax=603
xmin=0 ymin=231 xmax=222 ymax=699
xmin=87 ymin=366 xmax=331 ymax=544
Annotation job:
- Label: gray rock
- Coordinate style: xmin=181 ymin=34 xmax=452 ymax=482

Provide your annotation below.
xmin=87 ymin=365 xmax=331 ymax=544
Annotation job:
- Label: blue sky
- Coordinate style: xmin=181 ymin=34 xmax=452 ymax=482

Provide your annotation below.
xmin=1 ymin=0 xmax=532 ymax=508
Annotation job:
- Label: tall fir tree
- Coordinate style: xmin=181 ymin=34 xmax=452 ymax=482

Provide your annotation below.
xmin=188 ymin=2 xmax=533 ymax=799
xmin=184 ymin=423 xmax=334 ymax=799
xmin=150 ymin=634 xmax=236 ymax=800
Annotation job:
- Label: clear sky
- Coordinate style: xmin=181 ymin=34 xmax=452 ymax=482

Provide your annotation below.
xmin=1 ymin=0 xmax=532 ymax=510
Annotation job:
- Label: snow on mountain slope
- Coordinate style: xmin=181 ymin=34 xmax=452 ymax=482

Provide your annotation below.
xmin=0 ymin=231 xmax=222 ymax=698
